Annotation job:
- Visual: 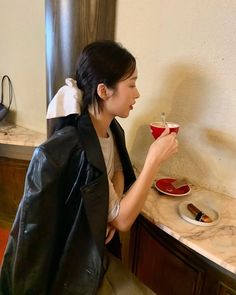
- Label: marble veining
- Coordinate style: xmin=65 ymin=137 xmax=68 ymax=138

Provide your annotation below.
xmin=0 ymin=123 xmax=46 ymax=147
xmin=142 ymin=184 xmax=236 ymax=275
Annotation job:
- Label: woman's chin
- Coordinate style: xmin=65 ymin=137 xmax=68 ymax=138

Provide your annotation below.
xmin=118 ymin=113 xmax=130 ymax=119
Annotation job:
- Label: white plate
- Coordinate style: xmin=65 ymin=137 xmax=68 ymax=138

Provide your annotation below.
xmin=178 ymin=200 xmax=220 ymax=226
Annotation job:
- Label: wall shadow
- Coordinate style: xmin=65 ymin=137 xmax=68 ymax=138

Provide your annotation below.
xmin=129 ymin=63 xmax=212 ymax=181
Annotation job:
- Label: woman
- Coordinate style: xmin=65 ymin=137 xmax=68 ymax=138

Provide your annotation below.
xmin=0 ymin=41 xmax=178 ymax=294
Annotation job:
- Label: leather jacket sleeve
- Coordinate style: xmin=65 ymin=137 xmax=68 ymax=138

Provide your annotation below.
xmin=0 ymin=127 xmax=82 ymax=294
xmin=1 ymin=151 xmax=68 ymax=294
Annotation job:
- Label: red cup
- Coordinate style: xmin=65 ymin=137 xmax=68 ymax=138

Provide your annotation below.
xmin=150 ymin=122 xmax=180 ymax=139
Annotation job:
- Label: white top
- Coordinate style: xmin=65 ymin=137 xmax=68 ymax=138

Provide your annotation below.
xmin=99 ymin=129 xmax=123 ymax=223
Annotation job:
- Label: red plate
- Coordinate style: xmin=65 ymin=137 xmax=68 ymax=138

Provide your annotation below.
xmin=155 ymin=178 xmax=191 ymax=196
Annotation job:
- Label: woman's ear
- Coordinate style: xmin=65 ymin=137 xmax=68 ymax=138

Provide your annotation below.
xmin=97 ymin=83 xmax=113 ymax=100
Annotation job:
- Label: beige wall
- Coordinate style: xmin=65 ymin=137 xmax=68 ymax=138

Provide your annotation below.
xmin=0 ymin=1 xmax=236 ymax=197
xmin=0 ymin=1 xmax=46 ymax=133
xmin=115 ymin=0 xmax=236 ymax=197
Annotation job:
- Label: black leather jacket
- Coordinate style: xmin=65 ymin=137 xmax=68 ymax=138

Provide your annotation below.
xmin=0 ymin=113 xmax=136 ymax=295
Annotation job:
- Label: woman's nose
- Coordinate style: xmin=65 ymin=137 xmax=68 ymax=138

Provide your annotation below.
xmin=135 ymin=88 xmax=140 ymax=99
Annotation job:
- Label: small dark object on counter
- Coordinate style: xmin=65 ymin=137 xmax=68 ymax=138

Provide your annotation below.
xmin=187 ymin=203 xmax=212 ymax=223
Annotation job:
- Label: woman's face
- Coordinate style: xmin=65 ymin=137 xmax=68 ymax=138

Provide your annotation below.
xmin=103 ymin=68 xmax=140 ymax=118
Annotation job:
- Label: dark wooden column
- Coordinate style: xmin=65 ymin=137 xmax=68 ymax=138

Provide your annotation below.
xmin=45 ymin=0 xmax=116 ymax=136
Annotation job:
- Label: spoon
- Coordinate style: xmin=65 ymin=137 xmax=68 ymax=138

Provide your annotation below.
xmin=161 ymin=112 xmax=166 ymax=127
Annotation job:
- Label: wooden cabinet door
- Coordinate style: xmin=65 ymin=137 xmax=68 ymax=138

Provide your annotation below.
xmin=130 ymin=216 xmax=205 ymax=295
xmin=218 ymin=283 xmax=236 ymax=295
xmin=218 ymin=282 xmax=236 ymax=295
xmin=0 ymin=157 xmax=29 ymax=221
xmin=130 ymin=216 xmax=236 ymax=295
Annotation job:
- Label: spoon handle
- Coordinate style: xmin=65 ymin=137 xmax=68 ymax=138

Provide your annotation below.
xmin=161 ymin=112 xmax=166 ymax=127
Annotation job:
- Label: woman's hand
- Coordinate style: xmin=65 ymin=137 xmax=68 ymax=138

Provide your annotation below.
xmin=105 ymin=224 xmax=116 ymax=244
xmin=145 ymin=128 xmax=178 ymax=171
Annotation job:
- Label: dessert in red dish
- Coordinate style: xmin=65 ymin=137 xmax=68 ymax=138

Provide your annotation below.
xmin=155 ymin=178 xmax=191 ymax=196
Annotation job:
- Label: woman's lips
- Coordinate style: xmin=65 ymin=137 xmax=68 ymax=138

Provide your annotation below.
xmin=129 ymin=102 xmax=135 ymax=110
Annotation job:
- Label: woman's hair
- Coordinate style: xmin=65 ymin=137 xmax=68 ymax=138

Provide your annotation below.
xmin=76 ymin=40 xmax=136 ymax=113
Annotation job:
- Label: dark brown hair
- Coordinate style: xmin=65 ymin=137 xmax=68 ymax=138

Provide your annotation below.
xmin=76 ymin=40 xmax=136 ymax=113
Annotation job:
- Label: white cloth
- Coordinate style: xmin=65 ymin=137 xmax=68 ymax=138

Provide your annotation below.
xmin=46 ymin=78 xmax=83 ymax=119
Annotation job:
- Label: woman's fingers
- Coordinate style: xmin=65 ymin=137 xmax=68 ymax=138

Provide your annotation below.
xmin=150 ymin=131 xmax=179 ymax=163
xmin=105 ymin=227 xmax=116 ymax=244
xmin=159 ymin=127 xmax=170 ymax=137
xmin=159 ymin=128 xmax=178 ymax=139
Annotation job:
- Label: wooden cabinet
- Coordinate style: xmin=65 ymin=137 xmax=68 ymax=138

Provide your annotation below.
xmin=129 ymin=215 xmax=236 ymax=295
xmin=0 ymin=157 xmax=29 ymax=222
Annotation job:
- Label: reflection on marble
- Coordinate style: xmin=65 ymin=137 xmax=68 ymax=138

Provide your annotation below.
xmin=143 ymin=184 xmax=236 ymax=275
xmin=0 ymin=123 xmax=46 ymax=147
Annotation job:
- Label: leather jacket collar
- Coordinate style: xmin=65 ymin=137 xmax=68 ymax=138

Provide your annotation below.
xmin=76 ymin=112 xmax=107 ymax=175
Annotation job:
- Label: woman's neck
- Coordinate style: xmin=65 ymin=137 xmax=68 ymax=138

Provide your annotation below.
xmin=89 ymin=108 xmax=113 ymax=138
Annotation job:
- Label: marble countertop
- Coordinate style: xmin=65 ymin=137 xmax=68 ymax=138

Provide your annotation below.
xmin=142 ymin=184 xmax=236 ymax=275
xmin=0 ymin=122 xmax=46 ymax=147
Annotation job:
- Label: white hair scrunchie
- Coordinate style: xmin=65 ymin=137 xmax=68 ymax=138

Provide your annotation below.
xmin=46 ymin=78 xmax=83 ymax=119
